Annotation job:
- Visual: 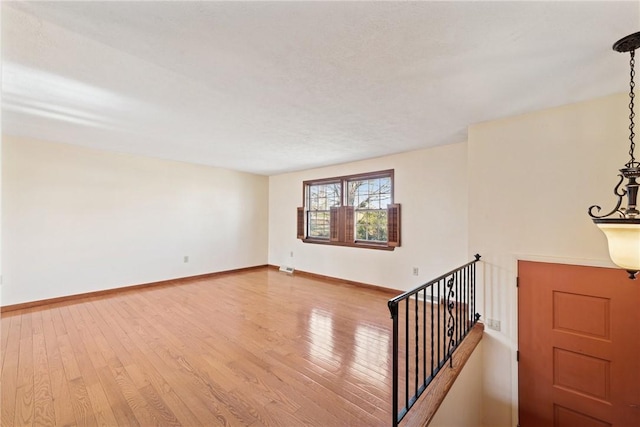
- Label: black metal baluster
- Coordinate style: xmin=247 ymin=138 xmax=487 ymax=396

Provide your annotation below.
xmin=458 ymin=270 xmax=462 ymax=341
xmin=389 ymin=301 xmax=399 ymax=427
xmin=456 ymin=270 xmax=460 ymax=344
xmin=437 ymin=279 xmax=441 ymax=367
xmin=462 ymin=267 xmax=466 ymax=337
xmin=462 ymin=269 xmax=466 ymax=335
xmin=447 ymin=273 xmax=455 ymax=368
xmin=467 ymin=265 xmax=471 ymax=330
xmin=454 ymin=271 xmax=458 ymax=348
xmin=405 ymin=298 xmax=409 ymax=411
xmin=473 ymin=254 xmax=480 ymax=324
xmin=423 ymin=288 xmax=427 ymax=386
xmin=471 ymin=263 xmax=475 ymax=326
xmin=430 ymin=285 xmax=434 ymax=378
xmin=414 ymin=295 xmax=419 ymax=397
xmin=460 ymin=270 xmax=464 ymax=338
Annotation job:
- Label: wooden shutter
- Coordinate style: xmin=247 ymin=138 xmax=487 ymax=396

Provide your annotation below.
xmin=344 ymin=206 xmax=355 ymax=242
xmin=330 ymin=206 xmax=340 ymax=241
xmin=330 ymin=206 xmax=354 ymax=243
xmin=297 ymin=207 xmax=305 ymax=239
xmin=387 ymin=203 xmax=401 ymax=247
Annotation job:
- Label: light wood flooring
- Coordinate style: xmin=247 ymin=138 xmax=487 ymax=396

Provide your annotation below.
xmin=1 ymin=268 xmax=403 ymax=426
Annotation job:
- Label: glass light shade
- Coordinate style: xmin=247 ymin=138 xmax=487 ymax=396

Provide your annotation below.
xmin=595 ymin=221 xmax=640 ymax=271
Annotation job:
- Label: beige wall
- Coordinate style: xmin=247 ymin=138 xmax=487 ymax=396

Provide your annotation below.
xmin=468 ymin=93 xmax=628 ymax=426
xmin=268 ymin=142 xmax=469 ymax=291
xmin=2 ymin=136 xmax=269 ymax=305
xmin=429 ymin=340 xmax=484 ymax=427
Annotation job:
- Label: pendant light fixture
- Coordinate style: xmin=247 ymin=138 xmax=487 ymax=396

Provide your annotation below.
xmin=589 ymin=31 xmax=640 ymax=279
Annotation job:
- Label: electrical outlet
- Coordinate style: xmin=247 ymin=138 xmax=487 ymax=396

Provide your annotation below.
xmin=412 ymin=267 xmax=419 ymax=276
xmin=487 ymin=318 xmax=501 ymax=331
xmin=183 ymin=256 xmax=189 ymax=263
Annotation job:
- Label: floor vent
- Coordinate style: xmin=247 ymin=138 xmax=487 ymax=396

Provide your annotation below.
xmin=279 ymin=266 xmax=295 ymax=274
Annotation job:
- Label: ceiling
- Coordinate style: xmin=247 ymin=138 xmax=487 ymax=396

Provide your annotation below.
xmin=2 ymin=1 xmax=639 ymax=175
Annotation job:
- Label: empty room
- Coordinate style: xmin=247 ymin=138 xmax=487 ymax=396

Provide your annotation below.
xmin=2 ymin=2 xmax=640 ymax=427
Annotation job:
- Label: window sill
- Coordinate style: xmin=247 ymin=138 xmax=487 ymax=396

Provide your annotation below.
xmin=302 ymin=238 xmax=396 ymax=251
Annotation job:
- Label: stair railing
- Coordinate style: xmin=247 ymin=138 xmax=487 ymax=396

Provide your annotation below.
xmin=387 ymin=254 xmax=481 ymax=427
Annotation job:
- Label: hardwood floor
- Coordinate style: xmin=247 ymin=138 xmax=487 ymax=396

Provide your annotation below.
xmin=1 ymin=268 xmax=401 ymax=426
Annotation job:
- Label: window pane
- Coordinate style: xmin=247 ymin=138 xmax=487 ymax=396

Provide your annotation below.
xmin=308 ymin=188 xmax=317 ymax=210
xmin=348 ymin=176 xmax=391 ymax=210
xmin=308 ymin=211 xmax=330 ymax=239
xmin=369 ymin=179 xmax=379 ymax=194
xmin=369 ymin=194 xmax=380 ymax=210
xmin=308 ymin=182 xmax=341 ymax=212
xmin=329 ymin=183 xmax=341 ymax=207
xmin=355 ymin=210 xmax=388 ymax=242
xmin=347 ymin=182 xmax=357 ymax=206
xmin=347 ymin=175 xmax=391 ymax=241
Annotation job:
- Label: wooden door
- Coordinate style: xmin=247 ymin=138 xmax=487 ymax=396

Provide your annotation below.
xmin=518 ymin=261 xmax=640 ymax=427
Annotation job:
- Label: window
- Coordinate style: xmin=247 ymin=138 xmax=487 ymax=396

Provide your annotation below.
xmin=306 ymin=181 xmax=340 ymax=239
xmin=297 ymin=170 xmax=400 ymax=250
xmin=348 ymin=175 xmax=392 ymax=242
